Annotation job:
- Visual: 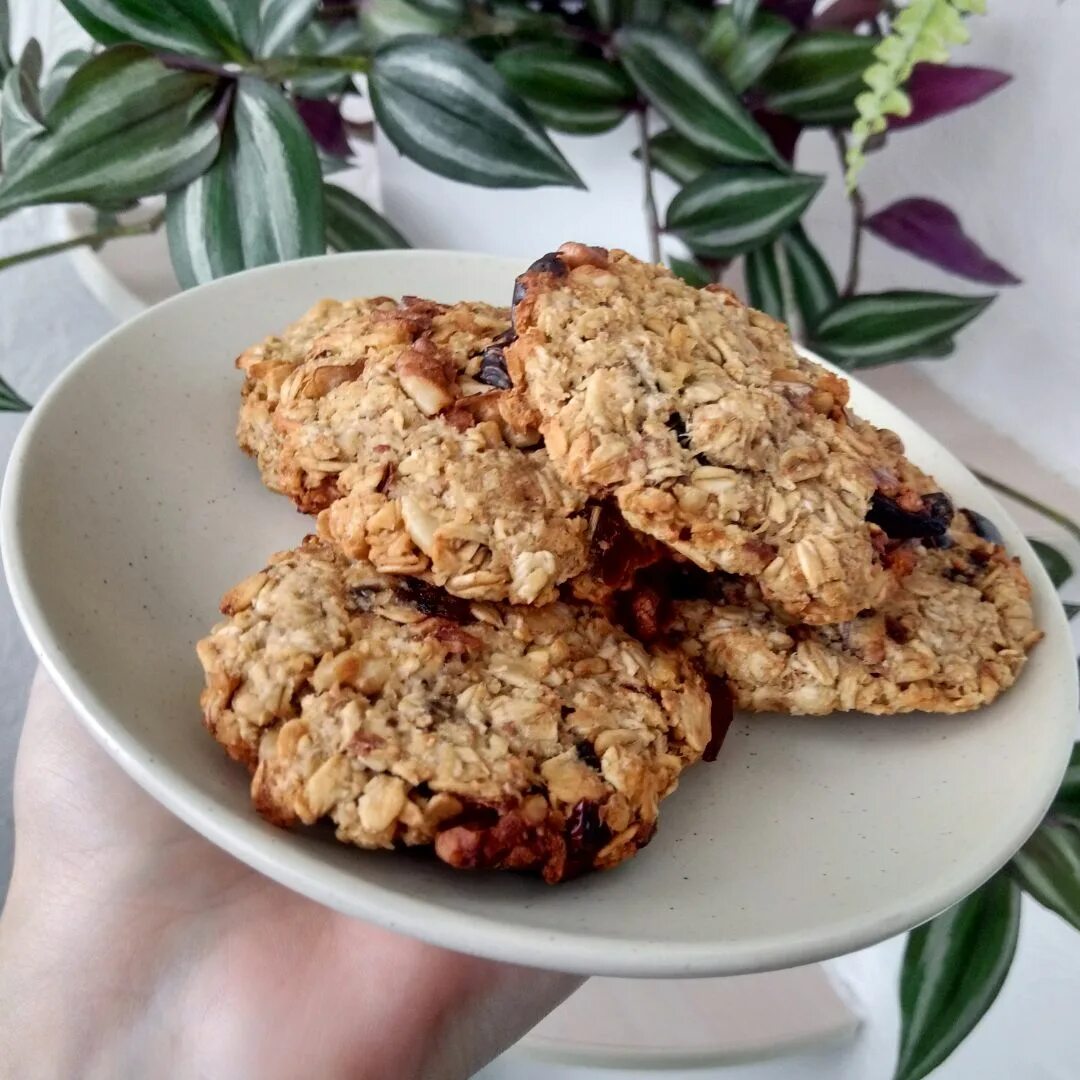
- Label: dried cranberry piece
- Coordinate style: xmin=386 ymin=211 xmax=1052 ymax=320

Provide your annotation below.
xmin=575 ymin=740 xmax=601 ymax=770
xmin=394 ymin=577 xmax=473 ymax=623
xmin=526 ymin=252 xmax=567 ymax=276
xmin=961 ymin=507 xmax=1003 ymax=545
xmin=476 ymin=345 xmax=512 ymax=389
xmin=566 ymin=800 xmax=608 ymax=853
xmin=867 ymin=491 xmax=953 ymax=541
xmin=704 ymin=675 xmax=734 ymax=763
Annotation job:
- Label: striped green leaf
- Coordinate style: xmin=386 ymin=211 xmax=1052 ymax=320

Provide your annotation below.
xmin=370 ymin=37 xmax=582 ymax=189
xmin=731 ymin=0 xmax=759 ymax=32
xmin=1029 ymin=539 xmax=1072 ymax=588
xmin=166 ymin=124 xmax=243 ymax=289
xmin=494 ymin=44 xmax=633 ymax=135
xmin=1 ymin=41 xmax=46 ymax=175
xmin=615 ymin=27 xmax=783 ymax=167
xmin=669 ymin=255 xmax=711 ymax=288
xmin=745 ymin=242 xmax=785 ymax=319
xmin=1011 ymin=822 xmax=1080 ymax=932
xmin=258 ymin=0 xmax=319 ymax=57
xmin=703 ymin=8 xmax=793 ymax=93
xmin=760 ymin=30 xmax=878 ymax=125
xmin=60 ymin=0 xmax=240 ymax=60
xmin=171 ymin=0 xmax=259 ymax=54
xmin=640 ymin=128 xmax=722 ymax=185
xmin=41 ymin=48 xmax=91 ymax=116
xmin=1051 ymin=743 xmax=1080 ymax=823
xmin=324 ymin=182 xmax=408 ymax=251
xmin=410 ymin=0 xmax=466 ymax=17
xmin=1064 ymin=602 xmax=1079 ymax=621
xmin=666 ymin=165 xmax=823 ymax=259
xmin=363 ymin=0 xmax=455 ymax=48
xmin=0 ymin=373 xmax=30 ymax=412
xmin=810 ymin=291 xmax=994 ymax=369
xmin=780 ymin=222 xmax=837 ymax=330
xmin=586 ymin=0 xmax=616 ymax=32
xmin=0 ymin=46 xmax=221 ymax=216
xmin=895 ymin=873 xmax=1021 ymax=1080
xmin=0 ymin=0 xmax=10 ymax=76
xmin=167 ymin=78 xmax=324 ymax=286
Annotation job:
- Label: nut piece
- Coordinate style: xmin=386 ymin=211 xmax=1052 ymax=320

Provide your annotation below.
xmin=396 ymin=340 xmax=456 ymax=416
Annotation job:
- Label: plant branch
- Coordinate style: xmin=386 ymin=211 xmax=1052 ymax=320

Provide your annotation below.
xmin=972 ymin=471 xmax=1080 ymax=546
xmin=830 ymin=127 xmax=865 ymax=296
xmin=249 ymin=54 xmax=372 ymax=81
xmin=0 ymin=212 xmax=166 ymax=275
xmin=636 ymin=106 xmax=661 ymax=264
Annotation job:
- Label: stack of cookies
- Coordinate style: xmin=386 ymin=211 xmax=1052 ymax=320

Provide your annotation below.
xmin=197 ymin=243 xmax=1041 ymax=884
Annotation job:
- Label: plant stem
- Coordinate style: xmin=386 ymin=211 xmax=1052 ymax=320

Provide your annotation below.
xmin=636 ymin=107 xmax=661 ymax=264
xmin=0 ymin=212 xmax=166 ymax=274
xmin=972 ymin=471 xmax=1080 ymax=545
xmin=251 ymin=54 xmax=371 ymax=81
xmin=830 ymin=127 xmax=865 ymax=296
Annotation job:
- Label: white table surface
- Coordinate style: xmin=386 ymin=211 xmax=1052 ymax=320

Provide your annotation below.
xmin=2 ymin=205 xmax=1079 ymax=1080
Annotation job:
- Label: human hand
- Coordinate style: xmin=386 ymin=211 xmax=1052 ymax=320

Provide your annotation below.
xmin=0 ymin=669 xmax=581 ymax=1079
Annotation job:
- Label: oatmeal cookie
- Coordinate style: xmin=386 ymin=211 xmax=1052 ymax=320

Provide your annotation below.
xmin=666 ymin=510 xmax=1041 ymax=715
xmin=238 ymin=296 xmax=592 ymax=605
xmin=197 ymin=538 xmax=711 ymax=883
xmin=505 ymin=243 xmax=953 ymax=624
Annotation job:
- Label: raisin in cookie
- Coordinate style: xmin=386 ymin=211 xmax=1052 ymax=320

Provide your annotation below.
xmin=667 ymin=510 xmax=1041 ymax=715
xmin=197 ymin=538 xmax=711 ymax=883
xmin=238 ymin=296 xmax=592 ymax=605
xmin=504 ymin=243 xmax=950 ymax=625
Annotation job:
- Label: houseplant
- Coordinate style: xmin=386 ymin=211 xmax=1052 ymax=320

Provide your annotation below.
xmin=0 ymin=2 xmax=1076 ymax=1076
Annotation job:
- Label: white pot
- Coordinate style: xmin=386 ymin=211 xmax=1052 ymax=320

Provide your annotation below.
xmin=375 ymin=117 xmax=679 ymax=261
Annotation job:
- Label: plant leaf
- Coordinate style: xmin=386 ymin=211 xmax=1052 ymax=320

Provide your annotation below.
xmin=666 ymin=165 xmax=823 ymax=259
xmin=1029 ymin=539 xmax=1073 ymax=589
xmin=640 ymin=128 xmax=722 ymax=185
xmin=324 ymin=182 xmax=408 ymax=250
xmin=362 ymin=0 xmax=459 ymax=49
xmin=894 ymin=872 xmax=1020 ymax=1080
xmin=760 ymin=30 xmax=878 ymax=124
xmin=370 ymin=36 xmax=582 ymax=189
xmin=230 ymin=77 xmax=325 ymax=267
xmin=669 ymin=255 xmax=711 ymax=288
xmin=0 ymin=45 xmax=221 ymax=215
xmin=294 ymin=96 xmax=350 ymax=156
xmin=258 ymin=0 xmax=319 ymax=57
xmin=745 ymin=243 xmax=785 ymax=319
xmin=166 ymin=124 xmax=243 ymax=289
xmin=1051 ymin=743 xmax=1080 ymax=823
xmin=0 ymin=0 xmax=10 ymax=75
xmin=779 ymin=222 xmax=837 ymax=330
xmin=2 ymin=41 xmax=46 ymax=175
xmin=60 ymin=0 xmax=229 ymax=59
xmin=615 ymin=27 xmax=783 ymax=167
xmin=494 ymin=44 xmax=632 ymax=135
xmin=0 ymin=373 xmax=30 ymax=411
xmin=760 ymin=0 xmax=814 ymax=28
xmin=704 ymin=9 xmax=793 ymax=93
xmin=169 ymin=0 xmax=258 ymax=55
xmin=1064 ymin=603 xmax=1079 ymax=621
xmin=865 ymin=197 xmax=1020 ymax=286
xmin=809 ymin=291 xmax=994 ymax=369
xmin=41 ymin=48 xmax=91 ymax=116
xmin=410 ymin=0 xmax=465 ymax=17
xmin=813 ymin=0 xmax=882 ymax=28
xmin=732 ymin=0 xmax=760 ymax=31
xmin=1011 ymin=823 xmax=1080 ymax=933
xmin=891 ymin=62 xmax=1010 ymax=129
xmin=167 ymin=77 xmax=324 ymax=285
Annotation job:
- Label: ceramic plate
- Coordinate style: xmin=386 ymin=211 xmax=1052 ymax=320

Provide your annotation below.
xmin=3 ymin=252 xmax=1075 ymax=978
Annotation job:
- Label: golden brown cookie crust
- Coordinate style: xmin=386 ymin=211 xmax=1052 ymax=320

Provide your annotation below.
xmin=237 ymin=297 xmax=593 ymax=605
xmin=197 ymin=538 xmax=711 ymax=882
xmin=669 ymin=512 xmax=1041 ymax=715
xmin=505 ymin=244 xmax=949 ymax=625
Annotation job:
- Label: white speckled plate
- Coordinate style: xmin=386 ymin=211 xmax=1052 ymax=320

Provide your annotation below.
xmin=3 ymin=252 xmax=1076 ymax=977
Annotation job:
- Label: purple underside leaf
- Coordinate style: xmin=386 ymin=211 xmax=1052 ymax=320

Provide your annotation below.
xmin=294 ymin=95 xmax=350 ymax=157
xmin=890 ymin=63 xmax=1012 ymax=129
xmin=760 ymin=0 xmax=815 ymax=29
xmin=865 ymin=197 xmax=1021 ymax=286
xmin=752 ymin=108 xmax=802 ymax=164
xmin=812 ymin=0 xmax=882 ymax=28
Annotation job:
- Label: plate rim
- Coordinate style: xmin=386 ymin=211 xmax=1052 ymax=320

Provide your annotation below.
xmin=3 ymin=249 xmax=1076 ymax=978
